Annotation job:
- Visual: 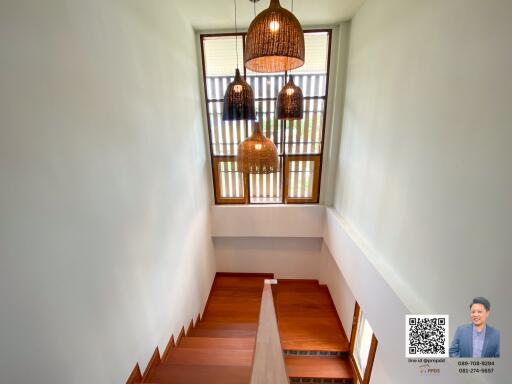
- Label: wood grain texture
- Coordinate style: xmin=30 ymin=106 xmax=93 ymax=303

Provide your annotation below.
xmin=285 ymin=356 xmax=354 ymax=379
xmin=275 ymin=280 xmax=350 ymax=352
xmin=126 ymin=363 xmax=142 ymax=384
xmin=147 ymin=275 xmax=267 ymax=383
xmin=161 ymin=335 xmax=175 ymax=363
xmin=142 ymin=347 xmax=161 ymax=383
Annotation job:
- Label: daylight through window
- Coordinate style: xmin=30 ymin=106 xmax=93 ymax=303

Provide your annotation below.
xmin=200 ymin=30 xmax=331 ymax=204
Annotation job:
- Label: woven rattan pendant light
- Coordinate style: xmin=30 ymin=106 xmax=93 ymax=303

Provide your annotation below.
xmin=277 ymin=75 xmax=303 ymax=120
xmin=223 ymin=0 xmax=256 ymax=121
xmin=245 ymin=0 xmax=305 ymax=73
xmin=223 ymin=68 xmax=256 ymax=121
xmin=237 ymin=122 xmax=279 ymax=174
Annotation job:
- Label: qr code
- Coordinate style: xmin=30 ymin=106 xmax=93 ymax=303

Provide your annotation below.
xmin=406 ymin=315 xmax=449 ymax=357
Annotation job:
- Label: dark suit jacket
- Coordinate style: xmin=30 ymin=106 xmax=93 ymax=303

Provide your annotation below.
xmin=449 ymin=324 xmax=500 ymax=358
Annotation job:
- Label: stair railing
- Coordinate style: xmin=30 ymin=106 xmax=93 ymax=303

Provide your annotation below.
xmin=250 ymin=280 xmax=289 ymax=384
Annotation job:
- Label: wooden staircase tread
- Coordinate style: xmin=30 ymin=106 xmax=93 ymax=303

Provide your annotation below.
xmin=194 ymin=322 xmax=258 ymax=329
xmin=187 ymin=328 xmax=257 ymax=338
xmin=166 ymin=348 xmax=253 ymax=366
xmin=148 ymin=364 xmax=251 ymax=384
xmin=285 ymin=356 xmax=355 ymax=379
xmin=178 ymin=336 xmax=255 ymax=350
xmin=281 ymin=340 xmax=350 ymax=352
xmin=275 ymin=280 xmax=350 ymax=353
xmin=213 ymin=276 xmax=266 ymax=288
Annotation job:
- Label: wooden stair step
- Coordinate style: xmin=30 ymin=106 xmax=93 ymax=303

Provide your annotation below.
xmin=213 ymin=276 xmax=266 ymax=288
xmin=178 ymin=336 xmax=255 ymax=350
xmin=194 ymin=322 xmax=258 ymax=330
xmin=187 ymin=328 xmax=257 ymax=338
xmin=166 ymin=348 xmax=253 ymax=366
xmin=275 ymin=280 xmax=350 ymax=353
xmin=285 ymin=356 xmax=355 ymax=380
xmin=149 ymin=364 xmax=251 ymax=384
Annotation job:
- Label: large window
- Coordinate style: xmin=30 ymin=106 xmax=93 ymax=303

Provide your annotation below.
xmin=200 ymin=30 xmax=331 ymax=204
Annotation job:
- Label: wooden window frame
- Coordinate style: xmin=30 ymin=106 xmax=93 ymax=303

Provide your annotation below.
xmin=283 ymin=154 xmax=321 ymax=203
xmin=349 ymin=302 xmax=378 ymax=384
xmin=213 ymin=156 xmax=248 ymax=204
xmin=200 ymin=29 xmax=332 ymax=205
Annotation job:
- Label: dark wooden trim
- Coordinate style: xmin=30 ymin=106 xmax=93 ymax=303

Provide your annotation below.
xmin=199 ymin=34 xmax=219 ymax=205
xmin=349 ymin=302 xmax=360 ymax=353
xmin=317 ymin=28 xmax=333 ymax=204
xmin=207 ymin=95 xmax=326 ymax=103
xmin=202 ymin=275 xmax=218 ymax=320
xmin=176 ymin=327 xmax=185 ymax=346
xmin=201 ymin=32 xmax=247 ymax=38
xmin=216 ymin=272 xmax=275 ymax=278
xmin=350 ymin=354 xmax=363 ymax=384
xmin=186 ymin=319 xmax=194 ymax=336
xmin=141 ymin=347 xmax=160 ymax=383
xmin=195 ymin=313 xmax=201 ymax=327
xmin=161 ymin=335 xmax=175 ymax=363
xmin=126 ymin=363 xmax=142 ymax=384
xmin=363 ymin=335 xmax=378 ymax=384
xmin=277 ymin=278 xmax=318 ymax=284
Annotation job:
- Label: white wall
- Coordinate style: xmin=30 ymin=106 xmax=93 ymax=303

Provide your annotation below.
xmin=0 ymin=1 xmax=215 ymax=383
xmin=214 ymin=237 xmax=322 ymax=279
xmin=318 ymin=241 xmax=356 ymax=340
xmin=324 ymin=209 xmax=467 ymax=383
xmin=212 ymin=205 xmax=325 ymax=237
xmin=332 ymin=0 xmax=512 ymax=382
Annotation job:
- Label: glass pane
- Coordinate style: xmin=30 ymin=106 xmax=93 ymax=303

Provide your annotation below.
xmin=249 ymin=158 xmax=283 ymax=204
xmin=292 ymin=32 xmax=330 ymax=76
xmin=218 ymin=161 xmax=244 ymax=198
xmin=203 ymin=36 xmax=244 ymax=78
xmin=285 ymin=98 xmax=324 ymax=155
xmin=287 ymin=160 xmax=314 ymax=199
xmin=355 ymin=312 xmax=374 ymax=376
xmin=246 ymin=73 xmax=285 ymax=100
xmin=208 ymin=101 xmax=248 ymax=156
xmin=293 ymin=73 xmax=327 ymax=97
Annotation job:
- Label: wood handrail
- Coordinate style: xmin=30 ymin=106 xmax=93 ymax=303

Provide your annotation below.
xmin=250 ymin=281 xmax=289 ymax=384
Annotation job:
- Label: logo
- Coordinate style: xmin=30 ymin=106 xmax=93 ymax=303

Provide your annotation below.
xmin=419 ymin=364 xmax=441 ymax=375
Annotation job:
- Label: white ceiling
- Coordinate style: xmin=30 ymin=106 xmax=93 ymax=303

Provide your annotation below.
xmin=175 ymin=0 xmax=366 ymax=30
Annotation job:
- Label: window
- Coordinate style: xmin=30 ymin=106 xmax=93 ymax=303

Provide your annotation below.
xmin=200 ymin=30 xmax=331 ymax=204
xmin=350 ymin=303 xmax=378 ymax=384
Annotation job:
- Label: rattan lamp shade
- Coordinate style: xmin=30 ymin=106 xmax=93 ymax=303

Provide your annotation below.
xmin=277 ymin=76 xmax=303 ymax=120
xmin=245 ymin=0 xmax=305 ymax=73
xmin=223 ymin=69 xmax=256 ymax=121
xmin=237 ymin=122 xmax=279 ymax=174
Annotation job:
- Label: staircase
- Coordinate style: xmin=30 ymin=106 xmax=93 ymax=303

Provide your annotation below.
xmin=129 ymin=274 xmax=269 ymax=384
xmin=274 ymin=280 xmax=354 ymax=383
xmin=127 ymin=275 xmax=355 ymax=384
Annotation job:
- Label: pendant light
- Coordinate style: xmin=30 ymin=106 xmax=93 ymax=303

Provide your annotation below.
xmin=245 ymin=0 xmax=305 ymax=73
xmin=277 ymin=74 xmax=303 ymax=120
xmin=237 ymin=122 xmax=279 ymax=174
xmin=223 ymin=0 xmax=256 ymax=121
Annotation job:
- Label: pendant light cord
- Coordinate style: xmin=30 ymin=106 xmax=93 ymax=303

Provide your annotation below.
xmin=288 ymin=0 xmax=295 ymax=81
xmin=234 ymin=0 xmax=239 ymax=69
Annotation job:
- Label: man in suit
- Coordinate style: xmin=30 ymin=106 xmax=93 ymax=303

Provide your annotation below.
xmin=449 ymin=297 xmax=500 ymax=358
